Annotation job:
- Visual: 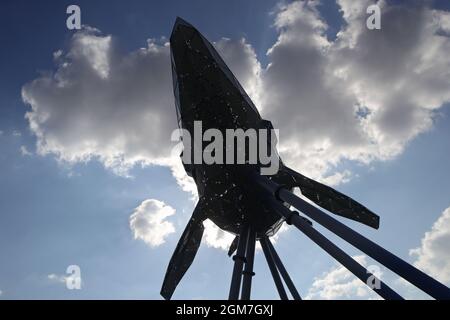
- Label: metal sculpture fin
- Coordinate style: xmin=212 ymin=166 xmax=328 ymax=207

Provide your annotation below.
xmin=160 ymin=201 xmax=205 ymax=300
xmin=284 ymin=166 xmax=380 ymax=229
xmin=228 ymin=235 xmax=239 ymax=257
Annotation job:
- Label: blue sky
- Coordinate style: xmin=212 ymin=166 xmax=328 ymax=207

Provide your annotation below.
xmin=1 ymin=0 xmax=450 ymax=300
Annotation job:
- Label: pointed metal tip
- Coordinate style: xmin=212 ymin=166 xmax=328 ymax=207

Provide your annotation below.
xmin=174 ymin=16 xmax=192 ymax=27
xmin=172 ymin=16 xmax=195 ymax=32
xmin=171 ymin=17 xmax=196 ymax=41
xmin=160 ymin=289 xmax=172 ymax=300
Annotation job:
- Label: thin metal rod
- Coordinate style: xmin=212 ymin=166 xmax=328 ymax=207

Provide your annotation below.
xmin=277 ymin=187 xmax=450 ymax=300
xmin=265 ymin=238 xmax=302 ymax=300
xmin=241 ymin=227 xmax=256 ymax=300
xmin=229 ymin=224 xmax=249 ymax=300
xmin=286 ymin=210 xmax=402 ymax=300
xmin=260 ymin=236 xmax=289 ymax=300
xmin=261 ymin=195 xmax=403 ymax=300
xmin=253 ymin=173 xmax=450 ymax=300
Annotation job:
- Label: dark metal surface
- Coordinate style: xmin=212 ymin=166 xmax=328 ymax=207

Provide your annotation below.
xmin=254 ymin=173 xmax=450 ymax=299
xmin=265 ymin=237 xmax=302 ymax=300
xmin=282 ymin=167 xmax=379 ymax=229
xmin=241 ymin=227 xmax=256 ymax=300
xmin=228 ymin=225 xmax=249 ymax=300
xmin=277 ymin=186 xmax=450 ymax=300
xmin=260 ymin=236 xmax=289 ymax=300
xmin=259 ymin=194 xmax=403 ymax=300
xmin=160 ymin=17 xmax=450 ymax=301
xmin=160 ymin=201 xmax=205 ymax=300
xmin=170 ymin=17 xmax=285 ymax=237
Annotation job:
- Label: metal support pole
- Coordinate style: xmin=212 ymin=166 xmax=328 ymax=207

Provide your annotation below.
xmin=277 ymin=187 xmax=450 ymax=300
xmin=253 ymin=173 xmax=450 ymax=300
xmin=260 ymin=195 xmax=403 ymax=300
xmin=241 ymin=227 xmax=256 ymax=300
xmin=284 ymin=209 xmax=402 ymax=300
xmin=229 ymin=224 xmax=249 ymax=300
xmin=265 ymin=238 xmax=302 ymax=300
xmin=260 ymin=236 xmax=289 ymax=300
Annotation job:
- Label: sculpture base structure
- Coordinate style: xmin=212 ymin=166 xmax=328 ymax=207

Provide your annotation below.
xmin=224 ymin=174 xmax=450 ymax=300
xmin=162 ymin=17 xmax=450 ymax=301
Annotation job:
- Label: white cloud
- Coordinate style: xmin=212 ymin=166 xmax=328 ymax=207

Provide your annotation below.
xmin=410 ymin=207 xmax=450 ymax=284
xmin=21 ymin=27 xmax=256 ymax=190
xmin=202 ymin=219 xmax=236 ymax=250
xmin=136 ymin=199 xmax=260 ymax=254
xmin=320 ymin=170 xmax=352 ymax=186
xmin=12 ymin=130 xmax=21 ymax=137
xmin=386 ymin=206 xmax=450 ymax=299
xmin=307 ymin=206 xmax=450 ymax=300
xmin=71 ymin=32 xmax=111 ymax=79
xmin=20 ymin=145 xmax=32 ymax=156
xmin=202 ymin=219 xmax=289 ymax=252
xmin=306 ymin=255 xmax=380 ymax=300
xmin=213 ymin=38 xmax=262 ymax=107
xmin=129 ymin=199 xmax=176 ymax=247
xmin=391 ymin=276 xmax=430 ymax=300
xmin=169 ymin=159 xmax=198 ymax=200
xmin=21 ymin=4 xmax=450 ymax=181
xmin=47 ymin=273 xmax=67 ymax=284
xmin=22 ymin=3 xmax=450 ymax=249
xmin=22 ymin=28 xmax=176 ymax=177
xmin=53 ymin=49 xmax=63 ymax=60
xmin=259 ymin=0 xmax=450 ymax=180
xmin=48 ymin=272 xmax=82 ymax=289
xmin=0 ymin=289 xmax=3 ymax=296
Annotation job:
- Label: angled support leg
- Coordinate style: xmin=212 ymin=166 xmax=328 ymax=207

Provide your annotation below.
xmin=254 ymin=173 xmax=450 ymax=300
xmin=265 ymin=237 xmax=302 ymax=300
xmin=241 ymin=227 xmax=256 ymax=300
xmin=287 ymin=211 xmax=402 ymax=299
xmin=229 ymin=224 xmax=249 ymax=300
xmin=278 ymin=187 xmax=450 ymax=300
xmin=260 ymin=236 xmax=289 ymax=300
xmin=263 ymin=197 xmax=403 ymax=300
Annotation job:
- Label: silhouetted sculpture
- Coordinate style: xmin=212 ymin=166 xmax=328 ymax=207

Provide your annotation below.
xmin=161 ymin=17 xmax=450 ymax=300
